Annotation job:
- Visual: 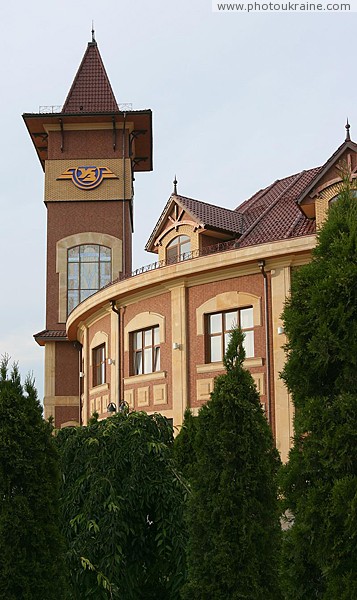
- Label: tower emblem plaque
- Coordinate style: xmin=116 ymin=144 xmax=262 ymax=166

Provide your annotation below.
xmin=57 ymin=166 xmax=118 ymax=190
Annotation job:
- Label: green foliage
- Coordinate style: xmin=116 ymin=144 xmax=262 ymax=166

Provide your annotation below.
xmin=173 ymin=407 xmax=198 ymax=480
xmin=280 ymin=393 xmax=357 ymax=599
xmin=182 ymin=329 xmax=282 ymax=599
xmin=281 ymin=176 xmax=357 ymax=403
xmin=56 ymin=411 xmax=187 ymax=599
xmin=0 ymin=355 xmax=68 ymax=600
xmin=280 ymin=178 xmax=357 ymax=599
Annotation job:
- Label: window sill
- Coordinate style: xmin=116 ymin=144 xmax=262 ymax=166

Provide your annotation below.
xmin=196 ymin=357 xmax=263 ymax=373
xmin=89 ymin=383 xmax=109 ymax=396
xmin=123 ymin=371 xmax=166 ymax=385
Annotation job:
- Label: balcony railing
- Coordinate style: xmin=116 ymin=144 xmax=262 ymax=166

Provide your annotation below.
xmin=109 ymin=238 xmax=240 ymax=286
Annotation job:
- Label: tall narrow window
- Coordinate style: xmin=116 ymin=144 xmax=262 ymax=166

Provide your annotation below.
xmin=207 ymin=307 xmax=254 ymax=362
xmin=166 ymin=235 xmax=191 ymax=265
xmin=67 ymin=244 xmax=111 ymax=314
xmin=93 ymin=344 xmax=106 ymax=387
xmin=132 ymin=326 xmax=160 ymax=375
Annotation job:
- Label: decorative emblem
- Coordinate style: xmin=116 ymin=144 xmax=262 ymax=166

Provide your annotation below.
xmin=57 ymin=166 xmax=118 ymax=190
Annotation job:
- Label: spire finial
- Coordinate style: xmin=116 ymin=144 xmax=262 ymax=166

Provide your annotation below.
xmin=91 ymin=21 xmax=96 ymax=43
xmin=173 ymin=175 xmax=178 ymax=195
xmin=345 ymin=118 xmax=351 ymax=142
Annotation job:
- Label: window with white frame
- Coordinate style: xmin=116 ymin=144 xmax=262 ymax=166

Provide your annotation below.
xmin=206 ymin=307 xmax=254 ymax=362
xmin=67 ymin=244 xmax=111 ymax=314
xmin=131 ymin=326 xmax=160 ymax=375
xmin=166 ymin=235 xmax=191 ymax=264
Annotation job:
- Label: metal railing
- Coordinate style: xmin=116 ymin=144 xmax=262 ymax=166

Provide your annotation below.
xmin=109 ymin=238 xmax=240 ymax=286
xmin=39 ymin=105 xmax=62 ymax=113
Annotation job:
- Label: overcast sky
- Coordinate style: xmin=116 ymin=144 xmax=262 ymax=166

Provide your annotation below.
xmin=1 ymin=0 xmax=356 ymax=399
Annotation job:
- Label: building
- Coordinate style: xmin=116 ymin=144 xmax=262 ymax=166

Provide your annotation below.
xmin=23 ymin=37 xmax=357 ymax=461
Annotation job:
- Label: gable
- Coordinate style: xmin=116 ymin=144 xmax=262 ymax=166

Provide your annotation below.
xmin=297 ymin=141 xmax=357 ymax=218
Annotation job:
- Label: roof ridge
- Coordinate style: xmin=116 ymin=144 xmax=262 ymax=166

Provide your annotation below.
xmin=177 ymin=194 xmax=238 ymax=214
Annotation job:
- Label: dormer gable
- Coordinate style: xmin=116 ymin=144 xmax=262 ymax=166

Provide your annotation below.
xmin=297 ymin=138 xmax=357 ymax=223
xmin=145 ymin=192 xmax=243 ymax=257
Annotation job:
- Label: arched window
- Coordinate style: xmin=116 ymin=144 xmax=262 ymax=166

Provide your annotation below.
xmin=67 ymin=244 xmax=111 ymax=314
xmin=329 ymin=189 xmax=357 ymax=205
xmin=166 ymin=235 xmax=191 ymax=264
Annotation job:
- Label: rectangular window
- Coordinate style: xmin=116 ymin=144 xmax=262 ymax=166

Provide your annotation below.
xmin=132 ymin=326 xmax=160 ymax=375
xmin=93 ymin=344 xmax=106 ymax=387
xmin=206 ymin=307 xmax=254 ymax=362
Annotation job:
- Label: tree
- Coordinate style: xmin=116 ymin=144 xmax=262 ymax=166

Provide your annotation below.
xmin=0 ymin=356 xmax=68 ymax=600
xmin=56 ymin=410 xmax=187 ymax=599
xmin=180 ymin=329 xmax=282 ymax=600
xmin=173 ymin=407 xmax=198 ymax=480
xmin=280 ymin=176 xmax=357 ymax=599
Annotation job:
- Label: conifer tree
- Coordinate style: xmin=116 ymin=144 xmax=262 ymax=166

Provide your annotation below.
xmin=181 ymin=329 xmax=282 ymax=600
xmin=0 ymin=356 xmax=67 ymax=600
xmin=280 ymin=176 xmax=357 ymax=599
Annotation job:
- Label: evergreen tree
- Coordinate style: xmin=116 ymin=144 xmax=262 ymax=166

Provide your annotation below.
xmin=280 ymin=176 xmax=357 ymax=599
xmin=56 ymin=411 xmax=187 ymax=599
xmin=173 ymin=407 xmax=198 ymax=480
xmin=0 ymin=356 xmax=67 ymax=600
xmin=181 ymin=329 xmax=282 ymax=600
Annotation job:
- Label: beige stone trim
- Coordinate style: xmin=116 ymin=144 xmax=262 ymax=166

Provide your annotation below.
xmin=170 ymin=284 xmax=188 ymax=427
xmin=44 ymin=395 xmax=79 ymax=407
xmin=44 ymin=343 xmax=56 ymax=398
xmin=60 ymin=420 xmax=79 ymax=428
xmin=43 ymin=391 xmax=79 ymax=421
xmin=89 ymin=383 xmax=109 ymax=396
xmin=196 ymin=291 xmax=261 ymax=336
xmin=157 ymin=224 xmax=199 ymax=262
xmin=67 ymin=236 xmax=316 ymax=338
xmin=124 ymin=312 xmax=165 ymax=352
xmin=271 ymin=265 xmax=293 ymax=462
xmin=153 ymin=383 xmax=168 ymax=405
xmin=45 ymin=158 xmax=132 ymax=202
xmin=137 ymin=386 xmax=150 ymax=407
xmin=89 ymin=331 xmax=109 ymax=366
xmin=252 ymin=373 xmax=265 ymax=396
xmin=57 ymin=232 xmax=122 ymax=323
xmin=85 ymin=307 xmax=112 ymax=329
xmin=124 ymin=389 xmax=134 ymax=408
xmin=110 ymin=310 xmax=118 ymax=407
xmin=82 ymin=325 xmax=89 ymax=426
xmin=196 ymin=357 xmax=263 ymax=373
xmin=123 ymin=371 xmax=166 ymax=385
xmin=197 ymin=378 xmax=214 ymax=402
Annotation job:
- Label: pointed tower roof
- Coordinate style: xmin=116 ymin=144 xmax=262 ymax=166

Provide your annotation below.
xmin=62 ymin=40 xmax=119 ymax=113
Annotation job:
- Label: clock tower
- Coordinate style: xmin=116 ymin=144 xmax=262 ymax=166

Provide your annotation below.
xmin=23 ymin=37 xmax=153 ymax=426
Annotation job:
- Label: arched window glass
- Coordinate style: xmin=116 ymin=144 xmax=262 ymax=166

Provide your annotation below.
xmin=166 ymin=235 xmax=191 ymax=264
xmin=67 ymin=244 xmax=111 ymax=314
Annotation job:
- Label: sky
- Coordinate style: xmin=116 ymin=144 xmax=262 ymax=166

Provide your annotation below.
xmin=0 ymin=0 xmax=356 ymax=400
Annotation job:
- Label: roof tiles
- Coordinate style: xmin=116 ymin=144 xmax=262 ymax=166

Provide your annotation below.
xmin=177 ymin=195 xmax=243 ymax=234
xmin=62 ymin=42 xmax=119 ymax=113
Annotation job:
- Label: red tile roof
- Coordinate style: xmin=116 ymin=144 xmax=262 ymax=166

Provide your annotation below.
xmin=146 ymin=167 xmax=321 ymax=253
xmin=62 ymin=42 xmax=119 ymax=113
xmin=178 ymin=195 xmax=243 ymax=233
xmin=34 ymin=329 xmax=67 ymax=341
xmin=235 ymin=167 xmax=321 ymax=248
xmin=145 ymin=194 xmax=243 ymax=252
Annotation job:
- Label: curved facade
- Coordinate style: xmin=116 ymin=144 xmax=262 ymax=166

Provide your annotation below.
xmin=25 ymin=38 xmax=357 ymax=461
